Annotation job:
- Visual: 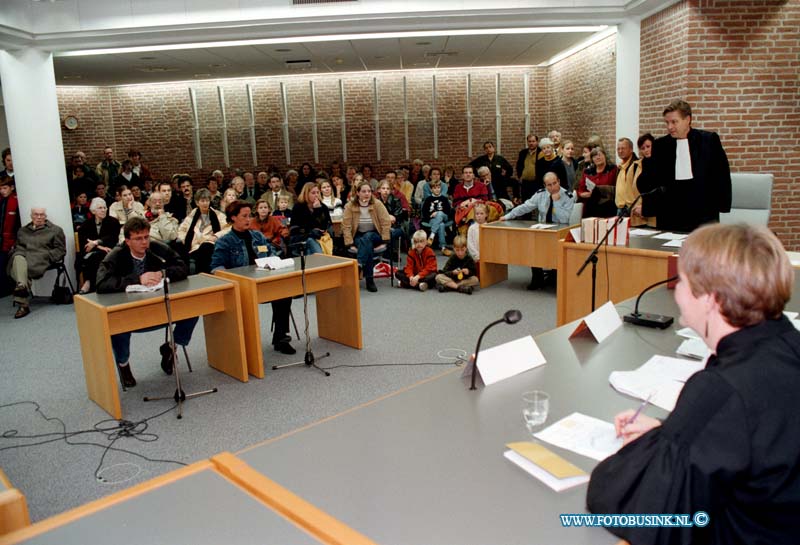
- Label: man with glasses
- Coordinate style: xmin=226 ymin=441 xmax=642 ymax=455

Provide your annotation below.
xmin=96 ymin=217 xmax=198 ymax=388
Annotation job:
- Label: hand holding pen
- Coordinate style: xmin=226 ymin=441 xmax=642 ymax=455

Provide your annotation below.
xmin=614 ymin=394 xmax=661 ymax=446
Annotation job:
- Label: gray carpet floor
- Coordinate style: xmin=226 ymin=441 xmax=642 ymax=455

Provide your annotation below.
xmin=0 ymin=260 xmax=558 ymax=522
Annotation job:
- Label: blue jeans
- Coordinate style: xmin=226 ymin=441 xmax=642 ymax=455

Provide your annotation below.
xmin=111 ymin=317 xmax=199 ymax=365
xmin=428 ymin=213 xmax=448 ymax=248
xmin=290 ymin=235 xmax=323 ymax=256
xmin=354 ymin=231 xmax=384 ymax=280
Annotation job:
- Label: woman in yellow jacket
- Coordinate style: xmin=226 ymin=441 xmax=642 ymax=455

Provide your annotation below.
xmin=342 ymin=180 xmax=392 ymax=292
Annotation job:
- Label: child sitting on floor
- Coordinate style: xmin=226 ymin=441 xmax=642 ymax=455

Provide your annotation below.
xmin=395 ymin=229 xmax=438 ymax=291
xmin=436 ymin=236 xmax=479 ymax=294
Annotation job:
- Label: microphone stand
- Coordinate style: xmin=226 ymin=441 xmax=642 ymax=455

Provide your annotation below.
xmin=272 ymin=239 xmax=331 ymax=376
xmin=469 ymin=310 xmax=522 ymax=390
xmin=144 ymin=268 xmax=217 ymax=419
xmin=623 ymin=275 xmax=678 ymax=328
xmin=575 ymin=205 xmax=630 ymax=312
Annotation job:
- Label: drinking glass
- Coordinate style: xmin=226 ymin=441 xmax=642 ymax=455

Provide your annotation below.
xmin=522 ymin=390 xmax=550 ymax=433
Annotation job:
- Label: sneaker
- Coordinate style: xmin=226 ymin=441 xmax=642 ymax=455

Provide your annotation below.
xmin=12 ymin=284 xmax=28 ymax=298
xmin=14 ymin=305 xmax=30 ymax=319
xmin=458 ymin=285 xmax=473 ymax=295
xmin=366 ymin=278 xmax=378 ymax=292
xmin=526 ymin=280 xmax=543 ymax=291
xmin=159 ymin=342 xmax=174 ymax=375
xmin=426 ymin=237 xmax=433 ymax=247
xmin=442 ymin=248 xmax=453 ymax=256
xmin=117 ymin=363 xmax=137 ymax=388
xmin=419 ymin=282 xmax=428 ymax=292
xmin=437 ymin=284 xmax=447 ymax=293
xmin=274 ymin=341 xmax=297 ymax=355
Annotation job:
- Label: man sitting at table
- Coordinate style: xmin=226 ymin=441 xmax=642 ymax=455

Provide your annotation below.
xmin=210 ymin=200 xmax=295 ymax=355
xmin=96 ymin=216 xmax=199 ymax=388
xmin=498 ymin=172 xmax=575 ymax=290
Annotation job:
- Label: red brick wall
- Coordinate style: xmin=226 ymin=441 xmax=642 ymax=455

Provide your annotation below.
xmin=56 ymin=67 xmax=551 ymax=184
xmin=640 ymin=0 xmax=800 ymax=250
xmin=546 ymin=34 xmax=618 ymax=150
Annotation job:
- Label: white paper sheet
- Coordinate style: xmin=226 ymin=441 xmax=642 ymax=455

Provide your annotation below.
xmin=503 ymin=450 xmax=589 ymax=492
xmin=653 ymin=232 xmax=689 ymax=240
xmin=125 ymin=279 xmax=164 ymax=293
xmin=609 ymin=355 xmax=705 ymax=412
xmin=629 ymin=229 xmax=661 ymax=237
xmin=676 ymin=327 xmax=700 ymax=339
xmin=784 ymin=311 xmax=799 ymax=320
xmin=662 ymin=239 xmax=684 ymax=248
xmin=473 ymin=335 xmax=547 ymax=386
xmin=570 ymin=227 xmax=582 ymax=243
xmin=534 ymin=412 xmax=622 ymax=461
xmin=529 ymin=223 xmax=558 ymax=230
xmin=676 ymin=338 xmax=711 ymax=361
xmin=255 ymin=256 xmax=295 ymax=270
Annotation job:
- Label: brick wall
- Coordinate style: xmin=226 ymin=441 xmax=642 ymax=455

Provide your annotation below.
xmin=640 ymin=0 xmax=800 ymax=250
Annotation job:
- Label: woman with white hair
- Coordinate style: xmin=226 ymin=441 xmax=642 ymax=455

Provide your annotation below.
xmin=77 ymin=197 xmax=120 ymax=294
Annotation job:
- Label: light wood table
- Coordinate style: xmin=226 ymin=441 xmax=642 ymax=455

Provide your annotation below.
xmin=74 ymin=274 xmax=248 ymax=419
xmin=556 ymin=234 xmax=676 ymax=326
xmin=0 ymin=468 xmax=29 ymax=537
xmin=214 ymin=254 xmax=362 ymax=378
xmin=479 ymin=221 xmax=574 ymax=288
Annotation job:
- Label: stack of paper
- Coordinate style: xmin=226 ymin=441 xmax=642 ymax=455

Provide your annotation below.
xmin=534 ymin=412 xmax=623 ymax=461
xmin=255 ymin=256 xmax=295 ymax=270
xmin=529 ymin=223 xmax=557 ymax=230
xmin=676 ymin=337 xmax=711 ymax=361
xmin=504 ymin=442 xmax=589 ymax=492
xmin=609 ymin=355 xmax=705 ymax=412
xmin=125 ymin=279 xmax=164 ymax=293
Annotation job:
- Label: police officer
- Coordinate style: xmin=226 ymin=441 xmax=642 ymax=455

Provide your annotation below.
xmin=499 ymin=172 xmax=575 ymax=289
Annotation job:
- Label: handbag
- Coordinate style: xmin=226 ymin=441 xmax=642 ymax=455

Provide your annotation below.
xmin=51 ymin=268 xmax=74 ymax=305
xmin=319 ymin=232 xmax=334 ymax=255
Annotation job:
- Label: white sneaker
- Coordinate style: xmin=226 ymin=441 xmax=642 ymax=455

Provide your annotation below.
xmin=419 ymin=282 xmax=428 ymax=292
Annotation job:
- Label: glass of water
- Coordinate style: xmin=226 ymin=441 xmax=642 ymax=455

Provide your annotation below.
xmin=522 ymin=390 xmax=550 ymax=433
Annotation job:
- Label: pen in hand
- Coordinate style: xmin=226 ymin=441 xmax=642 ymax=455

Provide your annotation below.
xmin=626 ymin=394 xmax=653 ymax=427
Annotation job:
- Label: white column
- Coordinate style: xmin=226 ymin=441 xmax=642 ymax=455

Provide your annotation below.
xmin=0 ymin=48 xmax=74 ymax=286
xmin=616 ymin=18 xmax=640 ymax=160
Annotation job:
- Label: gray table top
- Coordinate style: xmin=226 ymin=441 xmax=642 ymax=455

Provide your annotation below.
xmin=78 ymin=274 xmax=231 ymax=309
xmin=571 ymin=228 xmax=684 ymax=253
xmin=484 ymin=220 xmax=572 ymax=231
xmin=220 ymin=253 xmax=352 ymax=280
xmin=19 ymin=469 xmax=319 ymax=545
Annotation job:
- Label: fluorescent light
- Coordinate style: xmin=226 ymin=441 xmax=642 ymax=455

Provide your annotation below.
xmin=542 ymin=26 xmax=617 ymax=66
xmin=55 ymin=26 xmax=608 ymax=57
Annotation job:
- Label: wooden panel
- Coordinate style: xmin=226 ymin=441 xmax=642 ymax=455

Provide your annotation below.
xmin=74 ymin=296 xmax=121 ymax=419
xmin=214 ymin=270 xmax=265 ymax=378
xmin=316 ymin=262 xmax=362 ymax=349
xmin=201 ymin=275 xmax=249 ymax=382
xmin=106 ymin=290 xmax=227 ymax=334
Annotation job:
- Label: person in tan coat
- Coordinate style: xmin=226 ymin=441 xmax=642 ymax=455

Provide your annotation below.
xmin=341 ymin=180 xmax=392 ymax=292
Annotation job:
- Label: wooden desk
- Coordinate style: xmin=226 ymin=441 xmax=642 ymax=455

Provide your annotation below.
xmin=74 ymin=274 xmax=248 ymax=419
xmin=0 ymin=457 xmax=375 ymax=545
xmin=479 ymin=221 xmax=574 ymax=288
xmin=556 ymin=234 xmax=675 ymax=326
xmin=214 ymin=254 xmax=362 ymax=378
xmin=0 ymin=468 xmax=29 ymax=537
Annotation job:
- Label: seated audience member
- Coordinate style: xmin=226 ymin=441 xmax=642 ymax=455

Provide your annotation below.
xmin=255 ymin=171 xmax=270 ymax=196
xmin=176 ymin=188 xmax=227 ymax=274
xmin=471 ymin=141 xmax=513 ymax=199
xmin=144 ymin=191 xmax=179 ymax=243
xmin=500 ymin=172 xmax=575 ymax=290
xmin=206 ymin=176 xmax=222 ymax=210
xmin=376 ymin=179 xmax=408 ymax=251
xmin=111 ymin=159 xmax=140 ymax=195
xmin=587 ymin=223 xmax=800 ymax=545
xmin=261 ymin=174 xmax=294 ymax=211
xmin=613 ymin=137 xmax=640 ymax=216
xmin=476 ymin=166 xmax=498 ymax=201
xmin=219 ymin=187 xmax=239 ymax=214
xmin=77 ymin=197 xmax=120 ymax=294
xmin=330 ymin=160 xmax=343 ymax=180
xmin=394 ymin=169 xmax=414 ymax=205
xmin=319 ymin=179 xmax=343 ymax=219
xmin=435 ymin=235 xmax=479 ymax=294
xmin=96 ymin=217 xmax=198 ymax=387
xmin=452 ymin=165 xmax=493 ymax=233
xmin=341 ymin=180 xmax=392 ymax=293
xmin=407 ymin=159 xmax=425 ymax=188
xmin=174 ymin=176 xmax=196 ymax=220
xmin=466 ymin=202 xmax=487 ymax=266
xmin=69 ymin=165 xmax=95 ymax=200
xmin=535 ymin=137 xmax=568 ymax=192
xmin=8 ymin=208 xmax=67 ymax=318
xmin=71 ymin=191 xmax=92 ymax=230
xmin=289 ymin=182 xmax=332 ymax=256
xmin=416 ymin=167 xmax=449 ymax=204
xmin=253 ymin=199 xmax=288 ymax=255
xmin=576 ymin=147 xmax=619 ymax=218
xmin=211 ymin=201 xmax=295 ymax=355
xmin=629 ymin=133 xmax=657 ymax=227
xmin=574 ymin=143 xmax=593 ymax=186
xmin=442 ymin=166 xmax=457 ymax=188
xmin=95 ymin=182 xmax=114 ymax=207
xmin=128 ymin=149 xmax=152 ymax=187
xmin=0 ymin=177 xmax=20 ymax=297
xmin=285 ymin=169 xmax=300 ymax=196
xmin=331 ymin=175 xmax=348 ymax=202
xmin=421 ymin=179 xmax=453 ymax=255
xmin=241 ymin=171 xmax=259 ymax=202
xmin=560 ymin=140 xmax=580 ymax=191
xmin=129 ymin=182 xmax=145 ymax=204
xmin=210 ymin=169 xmax=225 ymax=190
xmin=395 ymin=230 xmax=437 ymax=292
xmin=361 ymin=164 xmax=378 ymax=189
xmin=298 ymin=162 xmax=316 ymax=190
xmin=271 ymin=195 xmax=292 ymax=219
xmin=109 ymin=185 xmax=146 ymax=225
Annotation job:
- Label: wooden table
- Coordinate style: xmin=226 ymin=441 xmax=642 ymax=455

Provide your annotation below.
xmin=214 ymin=254 xmax=362 ymax=378
xmin=479 ymin=221 xmax=574 ymax=288
xmin=556 ymin=234 xmax=677 ymax=326
xmin=74 ymin=274 xmax=248 ymax=419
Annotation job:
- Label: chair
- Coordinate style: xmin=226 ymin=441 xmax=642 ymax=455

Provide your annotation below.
xmin=719 ymin=173 xmax=773 ymax=226
xmin=568 ymin=202 xmax=584 ymax=225
xmin=32 ymin=260 xmax=75 ymax=298
xmin=348 ymin=241 xmax=393 ymax=286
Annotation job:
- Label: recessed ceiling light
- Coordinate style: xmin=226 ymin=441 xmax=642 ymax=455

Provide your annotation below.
xmin=275 ymin=48 xmax=292 ymax=52
xmin=374 ymin=55 xmax=385 ymax=60
xmin=415 ymin=41 xmax=432 ymax=46
xmin=139 ymin=56 xmax=157 ymax=60
xmin=335 ymin=58 xmax=344 ymax=64
xmin=208 ymin=63 xmax=227 ymax=68
xmin=193 ymin=73 xmax=212 ymax=78
xmin=136 ymin=66 xmax=180 ymax=73
xmin=61 ymin=74 xmax=82 ymax=80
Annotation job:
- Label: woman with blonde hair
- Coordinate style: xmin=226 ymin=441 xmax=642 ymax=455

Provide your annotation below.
xmin=289 ymin=182 xmax=332 ymax=255
xmin=341 ymin=180 xmax=392 ymax=292
xmin=588 ymin=223 xmax=800 ymax=545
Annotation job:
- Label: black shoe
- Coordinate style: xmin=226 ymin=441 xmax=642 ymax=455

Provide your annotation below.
xmin=118 ymin=364 xmax=137 ymax=388
xmin=458 ymin=285 xmax=473 ymax=295
xmin=437 ymin=284 xmax=447 ymax=293
xmin=277 ymin=334 xmax=292 ymax=344
xmin=159 ymin=342 xmax=174 ymax=375
xmin=274 ymin=341 xmax=297 ymax=355
xmin=14 ymin=305 xmax=30 ymax=319
xmin=526 ymin=281 xmax=543 ymax=291
xmin=366 ymin=278 xmax=378 ymax=292
xmin=12 ymin=284 xmax=28 ymax=298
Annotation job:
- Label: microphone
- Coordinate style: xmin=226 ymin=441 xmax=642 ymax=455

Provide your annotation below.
xmin=623 ymin=275 xmax=678 ymax=329
xmin=469 ymin=310 xmax=523 ymax=390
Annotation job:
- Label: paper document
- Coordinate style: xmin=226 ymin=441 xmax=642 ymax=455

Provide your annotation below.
xmin=792 ymin=320 xmax=800 ymax=332
xmin=609 ymin=355 xmax=705 ymax=412
xmin=653 ymin=232 xmax=688 ymax=240
xmin=662 ymin=239 xmax=684 ymax=248
xmin=534 ymin=412 xmax=622 ymax=461
xmin=784 ymin=311 xmax=799 ymax=320
xmin=125 ymin=279 xmax=164 ymax=293
xmin=676 ymin=338 xmax=711 ymax=361
xmin=504 ymin=444 xmax=589 ymax=492
xmin=529 ymin=223 xmax=558 ymax=230
xmin=676 ymin=327 xmax=700 ymax=339
xmin=585 ymin=178 xmax=596 ymax=191
xmin=255 ymin=256 xmax=295 ymax=270
xmin=629 ymin=229 xmax=661 ymax=237
xmin=569 ymin=227 xmax=582 ymax=243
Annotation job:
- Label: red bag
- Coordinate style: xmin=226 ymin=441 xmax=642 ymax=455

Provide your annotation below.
xmin=373 ymin=262 xmax=396 ymax=278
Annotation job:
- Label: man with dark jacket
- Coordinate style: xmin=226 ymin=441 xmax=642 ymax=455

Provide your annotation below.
xmin=636 ymin=100 xmax=731 ymax=232
xmin=96 ymin=216 xmax=198 ymax=388
xmin=7 ymin=207 xmax=66 ymax=318
xmin=516 ymin=134 xmax=539 ymax=201
xmin=470 ymin=141 xmax=513 ymax=200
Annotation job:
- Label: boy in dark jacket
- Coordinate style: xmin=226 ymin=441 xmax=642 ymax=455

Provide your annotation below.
xmin=421 ymin=180 xmax=452 ymax=255
xmin=435 ymin=235 xmax=479 ymax=294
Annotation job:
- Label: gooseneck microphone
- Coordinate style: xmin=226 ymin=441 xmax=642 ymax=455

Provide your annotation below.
xmin=623 ymin=275 xmax=679 ymax=329
xmin=469 ymin=310 xmax=523 ymax=390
